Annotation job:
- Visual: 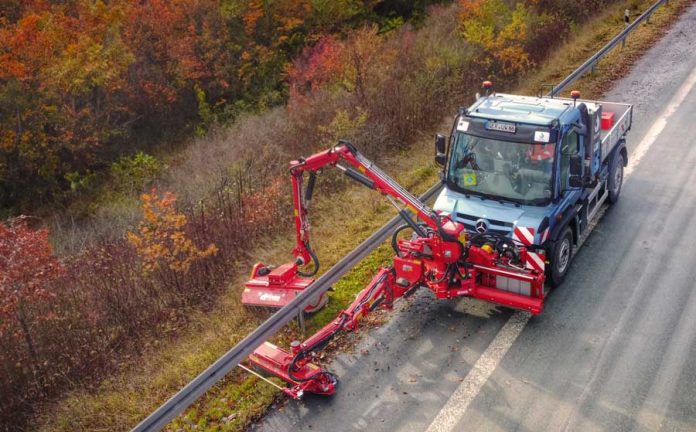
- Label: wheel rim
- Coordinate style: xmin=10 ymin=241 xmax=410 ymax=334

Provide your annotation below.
xmin=614 ymin=158 xmax=624 ymax=194
xmin=557 ymin=238 xmax=571 ymax=274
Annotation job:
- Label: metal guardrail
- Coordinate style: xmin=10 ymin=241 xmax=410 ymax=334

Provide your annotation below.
xmin=132 ymin=1 xmax=669 ymax=429
xmin=549 ymin=0 xmax=668 ymax=97
xmin=131 ymin=183 xmax=443 ymax=432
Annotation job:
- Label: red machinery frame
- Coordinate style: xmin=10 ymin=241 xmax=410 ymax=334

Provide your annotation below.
xmin=243 ymin=141 xmax=545 ymax=398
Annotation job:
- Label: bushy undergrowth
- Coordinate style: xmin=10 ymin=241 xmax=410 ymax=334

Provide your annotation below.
xmin=1 ymin=1 xmax=658 ymax=430
xmin=0 ymin=0 xmax=448 ymax=214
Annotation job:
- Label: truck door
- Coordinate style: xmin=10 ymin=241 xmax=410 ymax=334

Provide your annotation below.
xmin=559 ymin=129 xmax=582 ymax=194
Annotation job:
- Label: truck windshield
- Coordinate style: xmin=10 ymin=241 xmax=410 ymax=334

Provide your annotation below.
xmin=447 ymin=132 xmax=554 ymax=205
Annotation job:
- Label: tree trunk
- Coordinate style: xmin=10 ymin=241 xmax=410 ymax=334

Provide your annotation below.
xmin=17 ymin=300 xmax=44 ymax=395
xmin=17 ymin=302 xmax=37 ymax=365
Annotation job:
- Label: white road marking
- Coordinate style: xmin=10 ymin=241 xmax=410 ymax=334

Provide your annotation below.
xmin=425 ymin=311 xmax=530 ymax=432
xmin=625 ymin=66 xmax=696 ymax=178
xmin=425 ymin=66 xmax=696 ymax=432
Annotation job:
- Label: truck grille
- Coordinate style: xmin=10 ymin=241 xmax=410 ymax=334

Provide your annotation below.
xmin=456 ymin=212 xmax=513 ymax=236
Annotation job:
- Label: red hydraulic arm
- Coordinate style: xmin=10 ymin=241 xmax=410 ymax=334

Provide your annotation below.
xmin=249 ymin=268 xmax=398 ymax=398
xmin=242 ymin=141 xmax=459 ymax=311
xmin=244 ymin=141 xmax=547 ymax=398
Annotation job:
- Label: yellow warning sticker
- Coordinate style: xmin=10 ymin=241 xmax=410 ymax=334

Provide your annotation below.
xmin=462 ymin=172 xmax=478 ymax=186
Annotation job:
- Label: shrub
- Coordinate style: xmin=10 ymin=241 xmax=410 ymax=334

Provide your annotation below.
xmin=127 ymin=190 xmax=218 ymax=274
xmin=111 ymin=152 xmax=162 ymax=194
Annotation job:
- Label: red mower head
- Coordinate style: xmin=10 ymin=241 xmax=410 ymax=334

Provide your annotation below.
xmin=249 ymin=341 xmax=337 ymax=399
xmin=242 ymin=262 xmax=327 ymax=313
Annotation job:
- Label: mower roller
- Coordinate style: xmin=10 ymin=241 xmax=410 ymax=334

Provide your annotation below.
xmin=241 ymin=141 xmax=546 ymax=398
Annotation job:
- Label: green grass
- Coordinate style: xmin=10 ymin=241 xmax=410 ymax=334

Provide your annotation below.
xmin=35 ymin=0 xmax=694 ymax=430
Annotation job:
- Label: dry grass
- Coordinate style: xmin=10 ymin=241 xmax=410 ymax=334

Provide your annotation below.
xmin=32 ymin=1 xmax=694 ymax=431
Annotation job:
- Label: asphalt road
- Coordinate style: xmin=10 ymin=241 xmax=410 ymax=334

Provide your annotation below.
xmin=252 ymin=5 xmax=696 ymax=432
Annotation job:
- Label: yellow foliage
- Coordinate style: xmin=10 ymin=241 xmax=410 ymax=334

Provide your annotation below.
xmin=127 ymin=190 xmax=218 ymax=274
xmin=458 ymin=0 xmax=533 ymax=77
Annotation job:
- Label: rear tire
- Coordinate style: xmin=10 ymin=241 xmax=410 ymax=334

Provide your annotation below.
xmin=550 ymin=226 xmax=573 ymax=287
xmin=608 ymin=151 xmax=624 ymax=204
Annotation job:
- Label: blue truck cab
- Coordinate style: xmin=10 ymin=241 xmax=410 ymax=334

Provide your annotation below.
xmin=434 ymin=86 xmax=632 ymax=286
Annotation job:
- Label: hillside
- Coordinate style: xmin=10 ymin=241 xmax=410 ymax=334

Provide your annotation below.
xmin=1 ymin=0 xmax=691 ymax=431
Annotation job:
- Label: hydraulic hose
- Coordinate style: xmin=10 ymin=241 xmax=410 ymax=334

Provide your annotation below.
xmin=430 ymin=264 xmax=453 ymax=284
xmin=288 ymin=315 xmax=346 ymax=382
xmin=391 ymin=223 xmax=430 ymax=257
xmin=469 ymin=232 xmax=520 ymax=261
xmin=297 ymin=241 xmax=320 ymax=277
xmin=288 ymin=271 xmax=388 ymax=382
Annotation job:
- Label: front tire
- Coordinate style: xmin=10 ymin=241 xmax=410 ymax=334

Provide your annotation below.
xmin=550 ymin=226 xmax=573 ymax=287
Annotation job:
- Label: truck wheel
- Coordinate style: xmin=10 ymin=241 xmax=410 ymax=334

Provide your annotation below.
xmin=608 ymin=152 xmax=624 ymax=204
xmin=550 ymin=226 xmax=573 ymax=287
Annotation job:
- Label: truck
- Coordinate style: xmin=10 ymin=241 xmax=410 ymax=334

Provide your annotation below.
xmin=433 ymin=82 xmax=632 ymax=286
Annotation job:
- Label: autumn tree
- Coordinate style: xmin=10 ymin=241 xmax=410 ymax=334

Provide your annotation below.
xmin=458 ymin=0 xmax=532 ymax=78
xmin=287 ymin=35 xmax=346 ymax=103
xmin=0 ymin=2 xmax=134 ymax=209
xmin=0 ymin=216 xmax=64 ymax=370
xmin=122 ymin=0 xmax=234 ymax=129
xmin=127 ymin=190 xmax=218 ymax=274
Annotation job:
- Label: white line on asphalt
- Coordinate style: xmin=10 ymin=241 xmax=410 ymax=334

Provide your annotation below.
xmin=425 ymin=311 xmax=530 ymax=432
xmin=625 ymin=66 xmax=696 ymax=177
xmin=425 ymin=66 xmax=696 ymax=432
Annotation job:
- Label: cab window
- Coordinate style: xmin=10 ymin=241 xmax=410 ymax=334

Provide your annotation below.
xmin=560 ymin=131 xmax=579 ymax=191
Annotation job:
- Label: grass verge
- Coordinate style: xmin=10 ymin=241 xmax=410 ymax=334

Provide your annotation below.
xmin=34 ymin=1 xmax=694 ymax=431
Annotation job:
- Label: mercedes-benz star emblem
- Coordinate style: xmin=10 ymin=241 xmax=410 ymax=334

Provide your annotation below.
xmin=475 ymin=219 xmax=488 ymax=233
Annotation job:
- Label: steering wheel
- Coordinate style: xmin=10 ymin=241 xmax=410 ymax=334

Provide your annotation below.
xmin=455 ymin=153 xmax=479 ymax=170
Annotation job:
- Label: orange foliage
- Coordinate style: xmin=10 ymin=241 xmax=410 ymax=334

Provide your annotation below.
xmin=127 ymin=189 xmax=218 ymax=274
xmin=243 ymin=0 xmax=265 ymax=36
xmin=287 ymin=35 xmax=345 ymax=102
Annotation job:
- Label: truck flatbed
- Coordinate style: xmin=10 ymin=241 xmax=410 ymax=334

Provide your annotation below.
xmin=571 ymin=98 xmax=632 ymax=163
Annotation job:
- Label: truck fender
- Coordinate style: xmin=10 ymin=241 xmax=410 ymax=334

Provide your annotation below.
xmin=550 ymin=207 xmax=578 ymax=245
xmin=610 ymin=138 xmax=627 ymax=167
xmin=618 ymin=140 xmax=628 ymax=167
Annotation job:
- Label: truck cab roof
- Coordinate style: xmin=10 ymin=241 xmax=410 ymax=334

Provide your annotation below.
xmin=466 ymin=93 xmax=576 ymax=126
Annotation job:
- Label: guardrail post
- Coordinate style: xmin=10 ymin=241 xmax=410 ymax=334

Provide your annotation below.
xmin=297 ymin=311 xmax=306 ymax=335
xmin=295 ymin=292 xmax=306 ymax=335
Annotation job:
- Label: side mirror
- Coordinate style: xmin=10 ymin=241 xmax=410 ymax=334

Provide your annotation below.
xmin=435 ymin=134 xmax=447 ymax=166
xmin=569 ymin=154 xmax=582 ymax=176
